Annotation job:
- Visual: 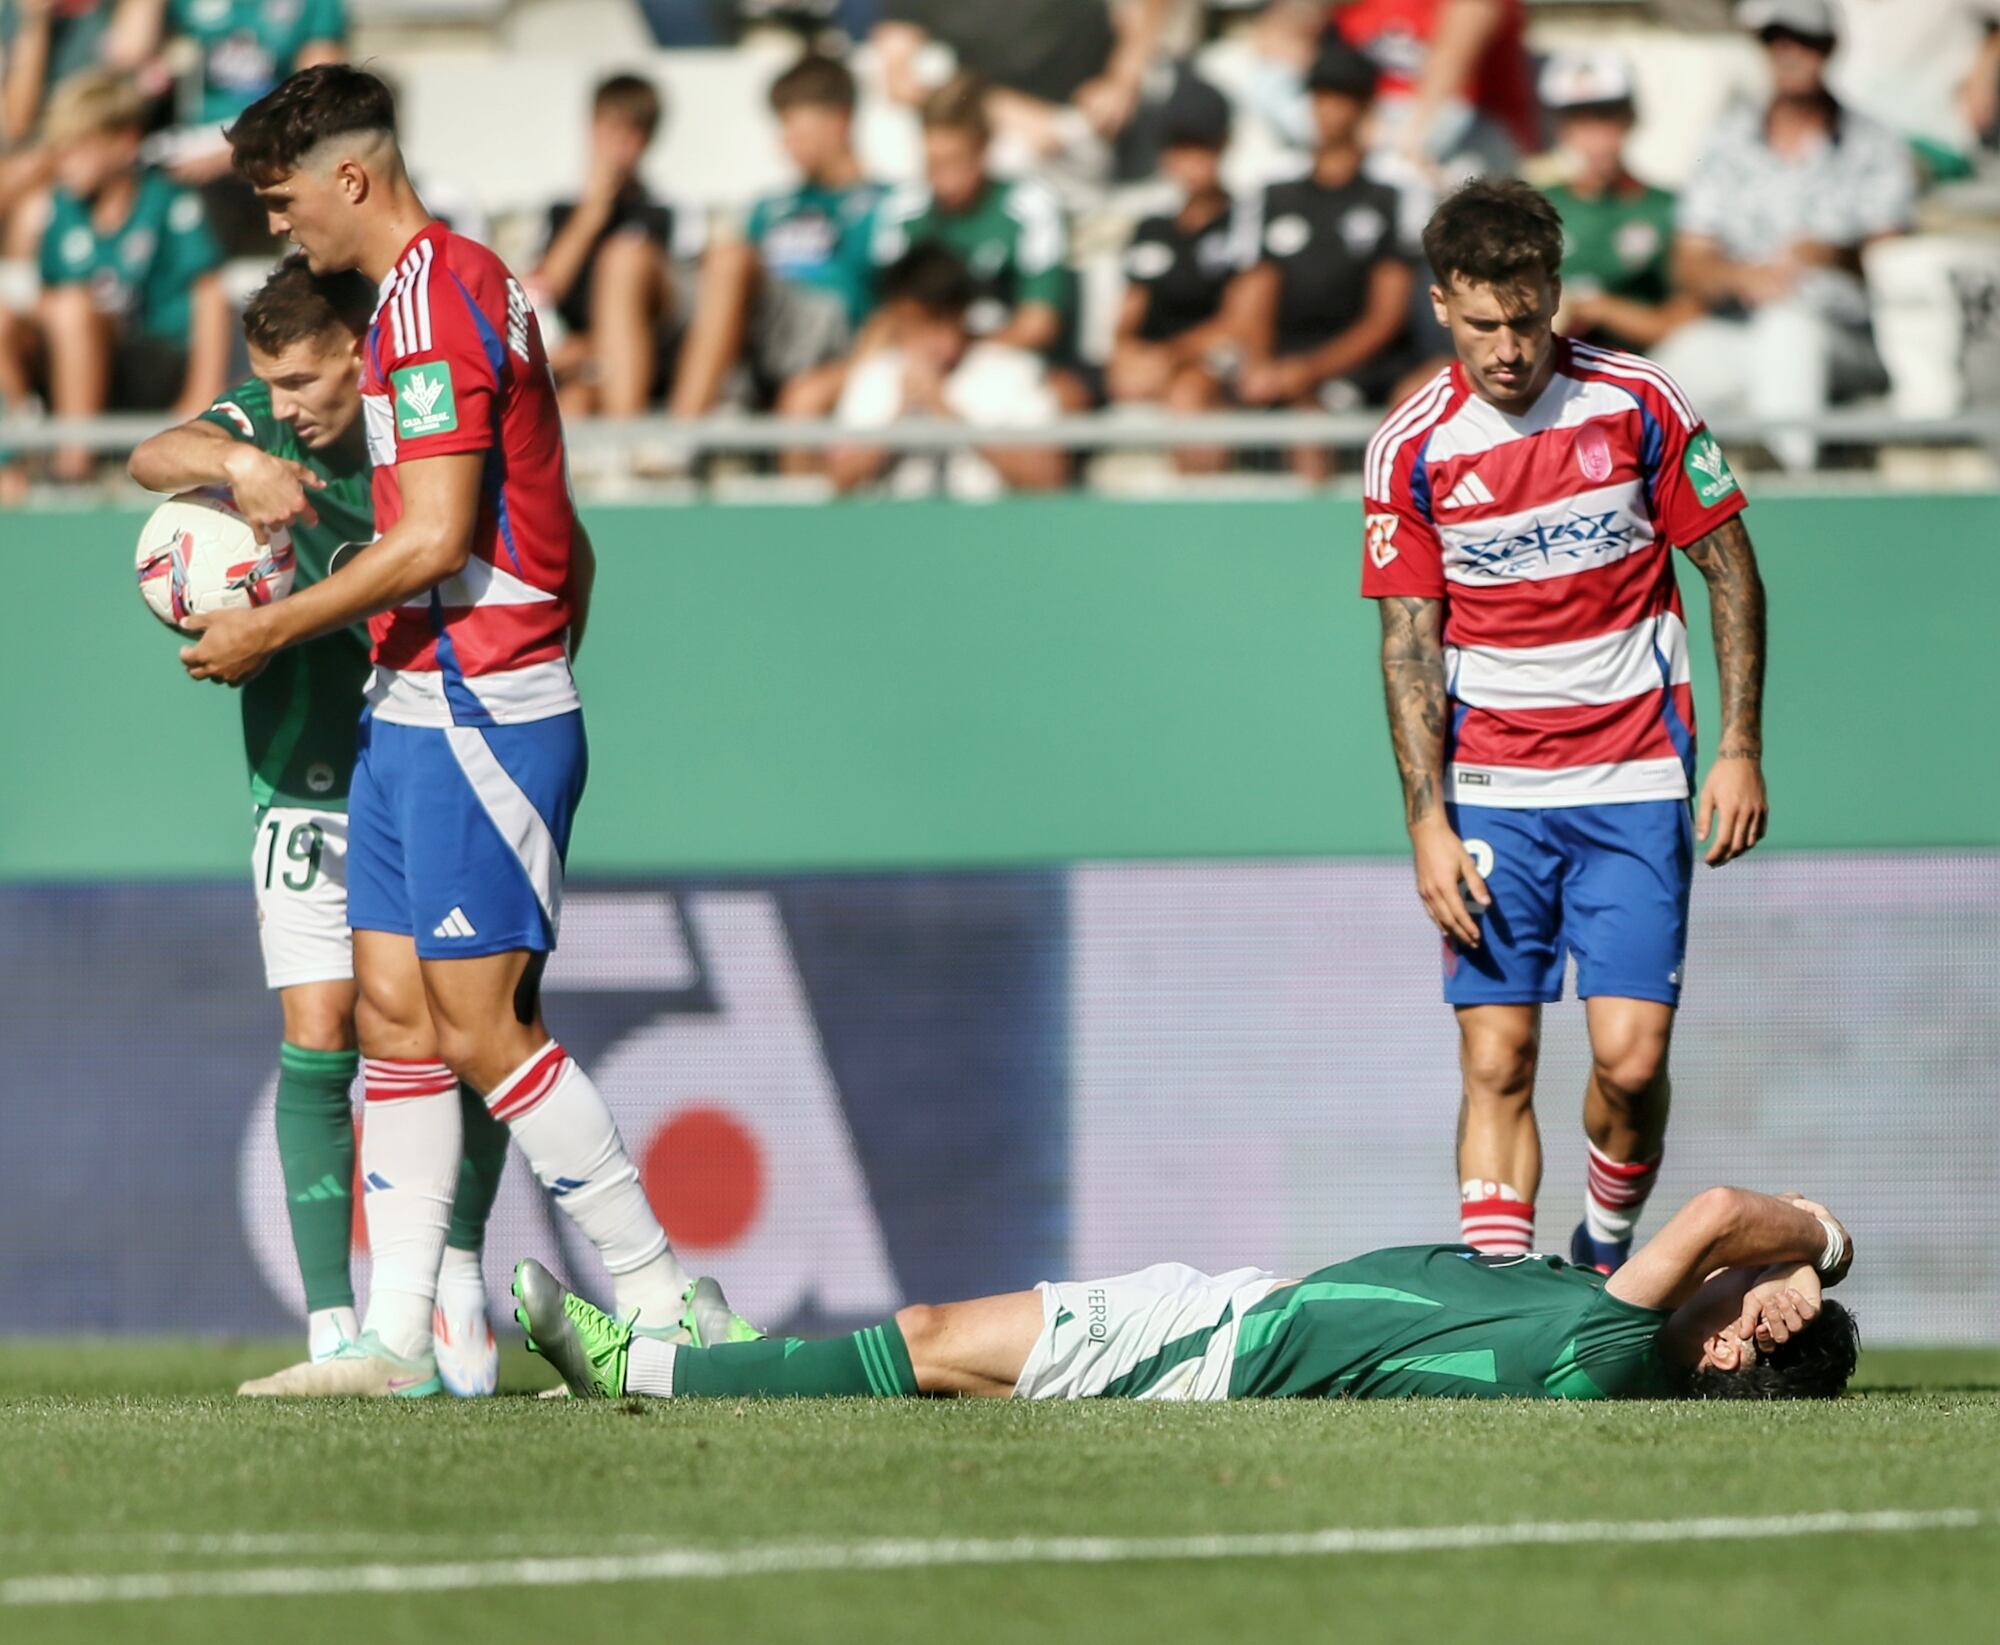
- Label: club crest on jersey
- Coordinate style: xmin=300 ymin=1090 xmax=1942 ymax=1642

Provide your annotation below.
xmin=391 ymin=363 xmax=457 ymax=438
xmin=1684 ymin=431 xmax=1738 ymax=506
xmin=1576 ymin=423 xmax=1613 ymax=484
xmin=1366 ymin=512 xmax=1400 ymax=568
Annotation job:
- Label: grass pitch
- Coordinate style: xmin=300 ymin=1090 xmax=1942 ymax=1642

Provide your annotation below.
xmin=1 ymin=1341 xmax=1995 ymax=1645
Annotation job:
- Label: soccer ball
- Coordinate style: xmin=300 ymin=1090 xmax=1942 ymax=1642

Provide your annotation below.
xmin=135 ymin=490 xmax=294 ymax=630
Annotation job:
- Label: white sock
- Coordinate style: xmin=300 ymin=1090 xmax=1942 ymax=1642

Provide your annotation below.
xmin=626 ymin=1335 xmax=679 ymax=1398
xmin=435 ymin=1244 xmax=488 ymax=1319
xmin=308 ymin=1306 xmax=358 ymax=1362
xmin=488 ymin=1041 xmax=690 ymax=1320
xmin=359 ymin=1058 xmax=461 ymax=1361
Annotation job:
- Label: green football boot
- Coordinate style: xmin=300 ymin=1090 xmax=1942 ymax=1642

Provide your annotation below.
xmin=682 ymin=1276 xmax=764 ymax=1346
xmin=512 ymin=1259 xmax=635 ymax=1399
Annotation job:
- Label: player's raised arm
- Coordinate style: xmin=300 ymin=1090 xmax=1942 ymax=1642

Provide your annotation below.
xmin=181 ymin=450 xmax=483 ymax=681
xmin=129 ymin=414 xmax=324 ymax=542
xmin=1682 ymin=513 xmax=1769 ymax=866
xmin=1607 ymin=1186 xmax=1852 ymax=1312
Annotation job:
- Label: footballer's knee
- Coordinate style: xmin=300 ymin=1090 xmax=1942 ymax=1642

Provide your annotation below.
xmin=1459 ymin=1024 xmax=1539 ymax=1107
xmin=1590 ymin=1034 xmax=1671 ymax=1107
xmin=279 ymin=982 xmax=358 ymax=1052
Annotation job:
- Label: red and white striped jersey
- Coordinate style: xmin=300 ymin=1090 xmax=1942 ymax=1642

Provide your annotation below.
xmin=1360 ymin=340 xmax=1748 ymax=808
xmin=361 ymin=221 xmax=581 ymax=727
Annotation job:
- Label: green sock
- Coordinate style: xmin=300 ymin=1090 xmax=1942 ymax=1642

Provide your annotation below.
xmin=446 ymin=1083 xmax=511 ymax=1253
xmin=274 ymin=1043 xmax=359 ymax=1313
xmin=670 ymin=1322 xmax=920 ymax=1399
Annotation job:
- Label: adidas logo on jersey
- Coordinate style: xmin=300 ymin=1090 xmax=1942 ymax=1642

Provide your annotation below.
xmin=1439 ymin=472 xmax=1496 ymax=511
xmin=432 ymin=907 xmax=478 ymax=939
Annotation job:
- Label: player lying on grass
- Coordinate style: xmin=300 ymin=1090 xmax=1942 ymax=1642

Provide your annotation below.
xmin=516 ymin=1185 xmax=1857 ymax=1404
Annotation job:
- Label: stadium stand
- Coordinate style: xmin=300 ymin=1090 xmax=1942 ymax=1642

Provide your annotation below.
xmin=1 ymin=0 xmax=1998 ymax=500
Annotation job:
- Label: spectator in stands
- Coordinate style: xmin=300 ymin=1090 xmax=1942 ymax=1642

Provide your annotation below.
xmin=1653 ymin=0 xmax=1914 ymax=470
xmin=1106 ymin=71 xmax=1245 ymax=474
xmin=528 ymin=73 xmax=704 ymax=420
xmin=1231 ymin=37 xmax=1413 ymax=479
xmin=1830 ymin=0 xmax=2000 ymax=181
xmin=1539 ymin=52 xmax=1698 ymax=356
xmin=871 ymin=74 xmax=1071 ymax=360
xmin=668 ymin=53 xmax=882 ymax=423
xmin=1246 ymin=1 xmax=1536 ymax=174
xmin=3 ymin=0 xmax=115 ymax=145
xmin=3 ymin=68 xmax=224 ymax=478
xmin=871 ymin=0 xmax=1176 ymax=186
xmin=105 ymin=0 xmax=345 ymax=223
xmin=829 ymin=243 xmax=1066 ymax=497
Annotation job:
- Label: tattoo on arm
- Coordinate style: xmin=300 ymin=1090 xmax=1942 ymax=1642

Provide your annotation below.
xmin=1378 ymin=596 xmax=1448 ymax=827
xmin=1681 ymin=515 xmax=1767 ymax=754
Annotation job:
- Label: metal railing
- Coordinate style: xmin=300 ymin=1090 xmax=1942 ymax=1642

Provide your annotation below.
xmin=5 ymin=407 xmax=2000 ymax=457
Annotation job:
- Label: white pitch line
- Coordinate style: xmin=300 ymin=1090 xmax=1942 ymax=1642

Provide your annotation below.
xmin=0 ymin=1508 xmax=1986 ymax=1608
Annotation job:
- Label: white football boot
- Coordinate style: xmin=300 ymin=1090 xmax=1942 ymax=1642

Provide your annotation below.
xmin=432 ymin=1261 xmax=500 ymax=1398
xmin=237 ymin=1331 xmax=441 ymax=1397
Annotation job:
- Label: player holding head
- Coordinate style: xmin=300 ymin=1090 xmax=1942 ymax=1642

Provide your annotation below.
xmin=128 ymin=258 xmax=514 ymax=1396
xmin=178 ymin=65 xmax=755 ymax=1396
xmin=1361 ymin=180 xmax=1769 ymax=1274
xmin=516 ymin=1186 xmax=1857 ymax=1404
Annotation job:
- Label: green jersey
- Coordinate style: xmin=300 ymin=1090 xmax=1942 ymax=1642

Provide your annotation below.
xmin=872 ymin=176 xmax=1071 ymax=335
xmin=40 ymin=168 xmax=221 ymax=342
xmin=1546 ymin=176 xmax=1676 ymax=308
xmin=747 ymin=179 xmax=885 ymax=327
xmin=168 ymin=0 xmax=346 ymax=126
xmin=196 ymin=377 xmax=372 ymax=811
xmin=0 ymin=0 xmax=112 ymax=99
xmin=1229 ymin=1247 xmax=1674 ymax=1400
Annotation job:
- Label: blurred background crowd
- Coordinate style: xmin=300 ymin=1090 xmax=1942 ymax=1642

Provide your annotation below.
xmin=3 ymin=0 xmax=2000 ymax=500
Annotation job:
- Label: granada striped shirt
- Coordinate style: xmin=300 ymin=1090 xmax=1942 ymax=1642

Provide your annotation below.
xmin=1360 ymin=341 xmax=1748 ymax=808
xmin=361 ymin=221 xmax=581 ymax=728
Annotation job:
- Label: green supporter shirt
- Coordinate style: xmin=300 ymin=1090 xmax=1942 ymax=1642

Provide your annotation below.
xmin=168 ymin=0 xmax=345 ymax=126
xmin=1546 ymin=176 xmax=1676 ymax=308
xmin=196 ymin=377 xmax=372 ymax=812
xmin=746 ymin=179 xmax=885 ymax=327
xmin=872 ymin=176 xmax=1071 ymax=336
xmin=1228 ymin=1246 xmax=1676 ymax=1400
xmin=40 ymin=168 xmax=221 ymax=341
xmin=0 ymin=0 xmax=113 ymax=103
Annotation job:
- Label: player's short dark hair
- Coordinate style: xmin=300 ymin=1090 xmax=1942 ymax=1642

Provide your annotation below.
xmin=593 ymin=73 xmax=663 ymax=139
xmin=227 ymin=64 xmax=397 ymax=187
xmin=878 ymin=245 xmax=973 ymax=318
xmin=770 ymin=53 xmax=856 ymax=114
xmin=1422 ymin=178 xmax=1566 ymax=295
xmin=921 ymin=72 xmax=991 ymax=144
xmin=1682 ymin=1300 xmax=1861 ymax=1401
xmin=243 ymin=255 xmax=375 ymax=354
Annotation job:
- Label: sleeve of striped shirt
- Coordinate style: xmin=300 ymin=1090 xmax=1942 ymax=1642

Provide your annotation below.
xmin=1631 ymin=362 xmax=1750 ymax=550
xmin=1359 ymin=394 xmax=1447 ymax=600
xmin=380 ymin=250 xmax=497 ymax=464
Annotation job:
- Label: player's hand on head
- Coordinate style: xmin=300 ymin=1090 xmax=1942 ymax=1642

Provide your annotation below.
xmin=1695 ymin=751 xmax=1767 ymax=867
xmin=1410 ymin=815 xmax=1488 ymax=948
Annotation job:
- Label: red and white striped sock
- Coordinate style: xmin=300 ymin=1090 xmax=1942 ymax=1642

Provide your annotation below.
xmin=359 ymin=1058 xmax=461 ymax=1360
xmin=1460 ymin=1178 xmax=1535 ymax=1254
xmin=1584 ymin=1141 xmax=1662 ymax=1245
xmin=487 ymin=1041 xmax=690 ymax=1324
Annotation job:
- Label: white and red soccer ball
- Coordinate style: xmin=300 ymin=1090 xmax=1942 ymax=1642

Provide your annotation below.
xmin=135 ymin=490 xmax=294 ymax=630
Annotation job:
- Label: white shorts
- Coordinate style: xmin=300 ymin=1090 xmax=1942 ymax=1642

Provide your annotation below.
xmin=252 ymin=808 xmax=353 ymax=990
xmin=1012 ymin=1263 xmax=1282 ymax=1402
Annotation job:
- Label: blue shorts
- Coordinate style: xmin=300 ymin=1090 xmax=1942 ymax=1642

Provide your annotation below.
xmin=347 ymin=711 xmax=587 ymax=959
xmin=1443 ymin=800 xmax=1692 ymax=1008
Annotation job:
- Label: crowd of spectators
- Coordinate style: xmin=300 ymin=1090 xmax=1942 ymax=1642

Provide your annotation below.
xmin=1 ymin=0 xmax=1998 ymax=497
